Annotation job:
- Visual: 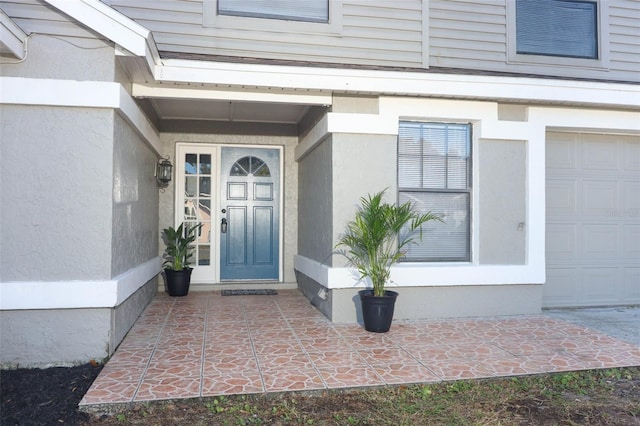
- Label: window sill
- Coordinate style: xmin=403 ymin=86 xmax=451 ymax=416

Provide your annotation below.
xmin=507 ymin=53 xmax=609 ymax=71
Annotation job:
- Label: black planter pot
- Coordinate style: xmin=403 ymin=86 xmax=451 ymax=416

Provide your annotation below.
xmin=164 ymin=268 xmax=192 ymax=297
xmin=359 ymin=290 xmax=398 ymax=333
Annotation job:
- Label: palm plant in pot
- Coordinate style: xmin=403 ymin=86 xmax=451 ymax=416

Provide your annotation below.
xmin=336 ymin=189 xmax=442 ymax=332
xmin=162 ymin=222 xmax=201 ymax=297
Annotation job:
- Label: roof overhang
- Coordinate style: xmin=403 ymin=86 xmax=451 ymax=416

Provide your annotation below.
xmin=40 ymin=0 xmax=640 ymax=125
xmin=0 ymin=8 xmax=27 ymax=60
xmin=155 ymin=59 xmax=640 ymax=111
xmin=43 ymin=0 xmax=160 ymax=71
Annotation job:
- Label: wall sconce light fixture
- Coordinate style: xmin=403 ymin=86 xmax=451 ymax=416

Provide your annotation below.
xmin=156 ymin=157 xmax=173 ymax=188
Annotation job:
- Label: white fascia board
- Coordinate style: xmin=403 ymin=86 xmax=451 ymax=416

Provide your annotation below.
xmin=0 ymin=77 xmax=120 ymax=108
xmin=0 ymin=77 xmax=161 ymax=156
xmin=158 ymin=59 xmax=640 ymax=110
xmin=0 ymin=257 xmax=161 ymax=310
xmin=531 ymin=107 xmax=640 ymax=134
xmin=132 ymin=83 xmax=331 ymax=105
xmin=326 ymin=112 xmax=399 ymax=135
xmin=43 ymin=0 xmax=160 ymax=66
xmin=0 ymin=9 xmax=28 ymax=60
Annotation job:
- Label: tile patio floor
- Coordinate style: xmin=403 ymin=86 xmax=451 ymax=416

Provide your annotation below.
xmin=80 ymin=290 xmax=640 ymax=407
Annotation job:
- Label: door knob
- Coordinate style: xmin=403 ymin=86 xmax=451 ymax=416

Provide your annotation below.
xmin=221 ymin=218 xmax=227 ymax=233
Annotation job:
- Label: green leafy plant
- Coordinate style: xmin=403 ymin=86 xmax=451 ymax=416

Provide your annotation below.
xmin=336 ymin=189 xmax=443 ymax=297
xmin=162 ymin=222 xmax=202 ymax=271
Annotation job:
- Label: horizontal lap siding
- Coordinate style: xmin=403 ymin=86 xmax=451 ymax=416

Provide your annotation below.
xmin=429 ymin=0 xmax=639 ymax=82
xmin=0 ymin=0 xmax=99 ymax=39
xmin=609 ymin=3 xmax=640 ymax=73
xmin=7 ymin=0 xmax=635 ymax=81
xmin=429 ymin=0 xmax=506 ymax=69
xmin=107 ymin=0 xmax=424 ymax=67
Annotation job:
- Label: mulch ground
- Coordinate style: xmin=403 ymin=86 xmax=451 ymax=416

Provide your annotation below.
xmin=1 ymin=363 xmax=103 ymax=426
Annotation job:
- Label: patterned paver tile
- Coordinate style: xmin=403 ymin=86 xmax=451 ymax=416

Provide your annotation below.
xmin=81 ymin=290 xmax=640 ymax=408
xmin=316 ymin=365 xmax=384 ymax=388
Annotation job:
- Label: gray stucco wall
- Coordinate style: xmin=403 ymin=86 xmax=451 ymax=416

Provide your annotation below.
xmin=330 ymin=284 xmax=542 ymax=323
xmin=111 ymin=114 xmax=159 ymax=276
xmin=0 ymin=105 xmax=114 ymax=281
xmin=0 ymin=308 xmax=111 ymax=368
xmin=331 ymin=133 xmax=398 ymax=267
xmin=0 ymin=33 xmax=115 ymax=81
xmin=298 ymin=137 xmax=333 ymax=264
xmin=0 ymin=34 xmax=159 ymax=366
xmin=111 ymin=277 xmax=157 ymax=352
xmin=478 ymin=139 xmax=527 ymax=264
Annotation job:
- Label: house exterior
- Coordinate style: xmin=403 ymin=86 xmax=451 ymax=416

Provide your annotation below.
xmin=0 ymin=0 xmax=638 ymax=367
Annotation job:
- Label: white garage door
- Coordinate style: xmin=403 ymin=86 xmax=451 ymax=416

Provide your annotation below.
xmin=544 ymin=131 xmax=640 ymax=307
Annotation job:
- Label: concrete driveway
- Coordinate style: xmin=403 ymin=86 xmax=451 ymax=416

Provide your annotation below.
xmin=546 ymin=306 xmax=640 ymax=346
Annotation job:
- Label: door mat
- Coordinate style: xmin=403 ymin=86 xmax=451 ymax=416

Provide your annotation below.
xmin=221 ymin=289 xmax=278 ymax=296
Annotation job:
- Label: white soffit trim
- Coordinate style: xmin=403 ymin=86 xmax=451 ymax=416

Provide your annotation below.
xmin=0 ymin=257 xmax=162 ymax=310
xmin=43 ymin=0 xmax=160 ymax=68
xmin=132 ymin=84 xmax=331 ymax=106
xmin=0 ymin=77 xmax=161 ymax=156
xmin=158 ymin=59 xmax=640 ymax=110
xmin=0 ymin=9 xmax=27 ymax=59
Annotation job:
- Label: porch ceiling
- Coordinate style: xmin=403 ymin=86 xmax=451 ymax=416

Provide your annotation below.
xmin=148 ymin=97 xmax=313 ymax=124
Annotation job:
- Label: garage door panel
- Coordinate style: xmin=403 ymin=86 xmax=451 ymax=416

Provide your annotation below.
xmin=582 ymin=224 xmax=618 ymax=258
xmin=543 ymin=267 xmax=579 ymax=306
xmin=546 ymin=224 xmax=576 ymax=259
xmin=581 ymin=267 xmax=621 ymax=304
xmin=623 ymin=224 xmax=640 ymax=257
xmin=547 ymin=180 xmax=577 ymax=215
xmin=582 ymin=137 xmax=619 ymax=170
xmin=624 ymin=268 xmax=640 ymax=301
xmin=547 ymin=133 xmax=577 ymax=170
xmin=545 ymin=131 xmax=640 ymax=308
xmin=581 ymin=180 xmax=618 ymax=215
xmin=622 ymin=140 xmax=640 ymax=171
xmin=622 ymin=182 xmax=640 ymax=211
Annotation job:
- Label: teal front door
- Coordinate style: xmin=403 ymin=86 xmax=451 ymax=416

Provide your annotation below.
xmin=220 ymin=147 xmax=280 ymax=280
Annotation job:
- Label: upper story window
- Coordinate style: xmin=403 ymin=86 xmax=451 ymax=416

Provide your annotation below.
xmin=218 ymin=0 xmax=329 ymax=23
xmin=205 ymin=0 xmax=341 ymax=35
xmin=516 ymin=0 xmax=598 ymax=59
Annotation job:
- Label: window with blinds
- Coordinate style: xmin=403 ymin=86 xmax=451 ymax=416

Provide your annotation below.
xmin=218 ymin=0 xmax=329 ymax=23
xmin=398 ymin=122 xmax=471 ymax=262
xmin=516 ymin=0 xmax=598 ymax=59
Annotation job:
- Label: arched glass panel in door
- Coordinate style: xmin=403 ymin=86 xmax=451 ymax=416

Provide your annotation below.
xmin=230 ymin=156 xmax=271 ymax=177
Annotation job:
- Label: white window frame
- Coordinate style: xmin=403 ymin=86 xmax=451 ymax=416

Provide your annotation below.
xmin=398 ymin=121 xmax=473 ymax=263
xmin=506 ymin=0 xmax=609 ymax=70
xmin=203 ymin=0 xmax=343 ymax=35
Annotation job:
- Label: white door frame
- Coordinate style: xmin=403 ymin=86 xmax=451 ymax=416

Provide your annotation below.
xmin=175 ymin=143 xmax=284 ymax=284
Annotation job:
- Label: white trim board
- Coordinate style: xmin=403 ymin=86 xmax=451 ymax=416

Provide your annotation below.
xmin=157 ymin=59 xmax=640 ymax=110
xmin=38 ymin=0 xmax=638 ymax=113
xmin=132 ymin=84 xmax=332 ymax=106
xmin=43 ymin=0 xmax=160 ymax=68
xmin=0 ymin=9 xmax=28 ymax=59
xmin=294 ymin=255 xmax=544 ymax=290
xmin=0 ymin=257 xmax=161 ymax=310
xmin=0 ymin=77 xmax=161 ymax=157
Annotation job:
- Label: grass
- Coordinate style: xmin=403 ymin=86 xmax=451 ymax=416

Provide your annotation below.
xmin=87 ymin=367 xmax=639 ymax=425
